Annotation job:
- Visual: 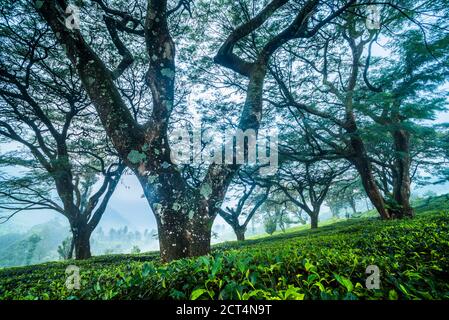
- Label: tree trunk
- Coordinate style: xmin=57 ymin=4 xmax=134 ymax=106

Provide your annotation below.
xmin=348 ymin=135 xmax=391 ymax=219
xmin=152 ymin=203 xmax=215 ymax=262
xmin=156 ymin=213 xmax=213 ymax=262
xmin=139 ymin=167 xmax=217 ymax=262
xmin=342 ymin=46 xmax=391 ymax=220
xmin=188 ymin=206 xmax=213 ymax=257
xmin=156 ymin=211 xmax=189 ymax=262
xmin=310 ymin=214 xmax=319 ymax=229
xmin=72 ymin=225 xmax=91 ymax=260
xmin=234 ymin=226 xmax=246 ymax=241
xmin=354 ymin=157 xmax=390 ymax=219
xmin=349 ymin=196 xmax=357 ymax=215
xmin=330 ymin=205 xmax=339 ymax=218
xmin=391 ymin=129 xmax=414 ymax=218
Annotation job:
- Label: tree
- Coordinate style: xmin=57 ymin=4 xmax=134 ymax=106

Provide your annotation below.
xmin=218 ymin=173 xmax=269 ymax=241
xmin=25 ymin=234 xmax=42 ymax=265
xmin=264 ymin=215 xmax=277 ymax=235
xmin=0 ymin=6 xmax=124 ymax=259
xmin=57 ymin=236 xmax=74 ymax=260
xmin=261 ymin=191 xmax=299 ymax=232
xmin=275 ymin=161 xmax=346 ymax=228
xmin=269 ymin=2 xmax=448 ymax=219
xmin=358 ymin=29 xmax=449 ymax=217
xmin=263 ymin=111 xmax=350 ymax=228
xmin=326 ymin=178 xmax=364 ymax=218
xmin=326 ymin=191 xmax=345 ymax=218
xmin=31 ymin=0 xmax=357 ymax=262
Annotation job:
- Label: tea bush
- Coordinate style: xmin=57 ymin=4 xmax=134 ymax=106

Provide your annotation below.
xmin=1 ymin=211 xmax=448 ymax=300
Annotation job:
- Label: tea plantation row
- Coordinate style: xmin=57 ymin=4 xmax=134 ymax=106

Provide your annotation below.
xmin=0 ymin=210 xmax=448 ymax=300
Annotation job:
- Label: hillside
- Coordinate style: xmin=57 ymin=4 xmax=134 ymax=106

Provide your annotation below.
xmin=0 ymin=219 xmax=69 ymax=268
xmin=1 ymin=199 xmax=448 ymax=300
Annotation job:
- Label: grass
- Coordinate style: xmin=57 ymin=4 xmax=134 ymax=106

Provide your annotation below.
xmin=0 ymin=196 xmax=448 ymax=300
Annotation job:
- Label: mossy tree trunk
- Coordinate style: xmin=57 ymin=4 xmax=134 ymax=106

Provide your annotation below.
xmin=391 ymin=129 xmax=414 ymax=218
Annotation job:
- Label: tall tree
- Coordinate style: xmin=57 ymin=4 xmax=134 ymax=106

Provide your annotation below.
xmin=0 ymin=11 xmax=124 ymax=259
xmin=358 ymin=29 xmax=449 ymax=217
xmin=325 ymin=177 xmax=365 ymax=218
xmin=30 ymin=0 xmax=357 ymax=261
xmin=269 ymin=2 xmax=447 ymax=219
xmin=218 ymin=172 xmax=270 ymax=241
xmin=275 ymin=161 xmax=346 ymax=228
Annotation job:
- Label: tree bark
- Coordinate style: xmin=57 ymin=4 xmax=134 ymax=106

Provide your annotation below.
xmin=348 ymin=135 xmax=391 ymax=220
xmin=72 ymin=224 xmax=92 ymax=260
xmin=234 ymin=226 xmax=246 ymax=241
xmin=156 ymin=208 xmax=189 ymax=262
xmin=310 ymin=213 xmax=318 ymax=229
xmin=353 ymin=157 xmax=390 ymax=219
xmin=138 ymin=170 xmax=217 ymax=262
xmin=188 ymin=205 xmax=213 ymax=257
xmin=155 ymin=209 xmax=212 ymax=261
xmin=391 ymin=129 xmax=414 ymax=218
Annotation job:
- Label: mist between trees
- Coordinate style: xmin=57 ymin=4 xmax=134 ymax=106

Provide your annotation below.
xmin=169 ymin=127 xmax=278 ymax=175
xmin=0 ymin=0 xmax=448 ymax=264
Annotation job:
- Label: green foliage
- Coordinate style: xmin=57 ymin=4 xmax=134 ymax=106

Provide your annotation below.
xmin=127 ymin=150 xmax=147 ymax=164
xmin=57 ymin=237 xmax=73 ymax=260
xmin=263 ymin=216 xmax=277 ymax=235
xmin=130 ymin=246 xmax=141 ymax=255
xmin=1 ymin=210 xmax=449 ymax=300
xmin=25 ymin=234 xmax=42 ymax=266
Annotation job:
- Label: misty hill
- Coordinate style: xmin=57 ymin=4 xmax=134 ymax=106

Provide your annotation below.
xmin=97 ymin=208 xmax=133 ymax=231
xmin=0 ymin=218 xmax=68 ymax=268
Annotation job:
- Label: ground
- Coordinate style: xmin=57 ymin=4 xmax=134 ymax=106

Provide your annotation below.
xmin=0 ymin=195 xmax=448 ymax=300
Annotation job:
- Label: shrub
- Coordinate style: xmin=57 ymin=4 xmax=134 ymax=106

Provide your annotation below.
xmin=1 ymin=211 xmax=448 ymax=300
xmin=131 ymin=246 xmax=141 ymax=254
xmin=264 ymin=217 xmax=277 ymax=235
